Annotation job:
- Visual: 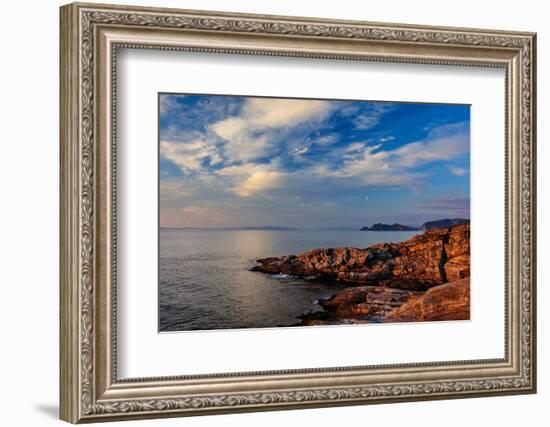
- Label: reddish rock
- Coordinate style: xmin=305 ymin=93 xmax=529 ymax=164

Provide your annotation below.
xmin=253 ymin=224 xmax=470 ymax=291
xmin=253 ymin=224 xmax=471 ymax=325
xmin=298 ymin=286 xmax=423 ymax=325
xmin=443 ymin=224 xmax=470 ymax=282
xmin=386 ymin=278 xmax=470 ymax=322
xmin=444 ymin=254 xmax=470 ymax=283
xmin=328 ymin=286 xmax=422 ymax=318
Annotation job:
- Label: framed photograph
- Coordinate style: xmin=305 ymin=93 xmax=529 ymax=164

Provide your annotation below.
xmin=60 ymin=2 xmax=537 ymax=423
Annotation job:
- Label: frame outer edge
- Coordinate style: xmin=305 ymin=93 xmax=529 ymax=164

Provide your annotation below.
xmin=68 ymin=1 xmax=536 ymax=37
xmin=60 ymin=3 xmax=81 ymax=424
xmin=59 ymin=2 xmax=537 ymax=422
xmin=528 ymin=33 xmax=537 ymax=393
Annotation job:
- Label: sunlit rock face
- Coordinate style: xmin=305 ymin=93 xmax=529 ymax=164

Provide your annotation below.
xmin=299 ymin=279 xmax=470 ymax=325
xmin=253 ymin=224 xmax=470 ymax=291
xmin=253 ymin=224 xmax=470 ymax=325
xmin=385 ymin=278 xmax=470 ymax=322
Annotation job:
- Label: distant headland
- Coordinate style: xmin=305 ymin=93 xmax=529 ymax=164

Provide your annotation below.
xmin=360 ymin=223 xmax=418 ymax=231
xmin=360 ymin=218 xmax=469 ymax=232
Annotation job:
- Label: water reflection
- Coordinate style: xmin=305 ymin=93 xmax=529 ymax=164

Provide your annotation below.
xmin=159 ymin=230 xmax=417 ymax=331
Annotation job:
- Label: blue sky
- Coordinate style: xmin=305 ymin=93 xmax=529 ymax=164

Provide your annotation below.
xmin=159 ymin=93 xmax=470 ymax=228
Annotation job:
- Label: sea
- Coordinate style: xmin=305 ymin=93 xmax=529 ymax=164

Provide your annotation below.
xmin=159 ymin=229 xmax=417 ymax=332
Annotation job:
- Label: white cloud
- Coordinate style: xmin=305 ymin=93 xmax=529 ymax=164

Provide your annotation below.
xmin=210 ymin=118 xmax=269 ymax=162
xmin=160 ymin=137 xmax=222 ymax=175
xmin=287 ymin=134 xmax=338 ymax=159
xmin=311 ymin=134 xmax=339 ymax=146
xmin=340 ymin=102 xmax=394 ymax=130
xmin=448 ymin=165 xmax=468 ymax=176
xmin=290 ymin=146 xmax=309 ymax=156
xmin=216 ymin=163 xmax=257 ymax=177
xmin=159 ymin=94 xmax=182 ymax=114
xmin=217 ymin=163 xmax=286 ymax=197
xmin=232 ymin=169 xmax=285 ymax=197
xmin=211 ymin=98 xmax=333 ymax=162
xmin=242 ymin=98 xmax=332 ymax=128
xmin=210 ymin=117 xmax=245 ymax=140
xmin=417 ymin=195 xmax=470 ymax=216
xmin=311 ymin=122 xmax=469 ymax=187
xmin=353 ymin=115 xmax=380 ymax=130
xmin=389 ymin=134 xmax=469 ymax=167
xmin=341 ymin=142 xmax=368 ymax=160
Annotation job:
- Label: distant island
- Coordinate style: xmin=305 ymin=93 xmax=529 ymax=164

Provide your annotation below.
xmin=360 ymin=223 xmax=418 ymax=231
xmin=360 ymin=218 xmax=469 ymax=232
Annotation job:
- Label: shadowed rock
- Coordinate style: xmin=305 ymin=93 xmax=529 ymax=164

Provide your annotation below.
xmin=421 ymin=218 xmax=470 ymax=231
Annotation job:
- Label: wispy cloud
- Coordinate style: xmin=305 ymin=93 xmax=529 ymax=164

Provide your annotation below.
xmin=340 ymin=102 xmax=395 ymax=130
xmin=211 ymin=98 xmax=333 ymax=162
xmin=448 ymin=165 xmax=469 ymax=176
xmin=417 ymin=195 xmax=470 ymax=217
xmin=232 ymin=169 xmax=285 ymax=197
xmin=311 ymin=134 xmax=339 ymax=146
xmin=289 ymin=146 xmax=309 ymax=156
xmin=159 ymin=94 xmax=182 ymax=114
xmin=311 ymin=121 xmax=469 ymax=188
xmin=162 ymin=97 xmax=336 ymax=174
xmin=159 ymin=95 xmax=470 ymax=227
xmin=217 ymin=163 xmax=287 ymax=197
xmin=160 ymin=135 xmax=223 ymax=175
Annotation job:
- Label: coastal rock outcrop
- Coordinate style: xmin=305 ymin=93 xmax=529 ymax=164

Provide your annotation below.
xmin=253 ymin=224 xmax=470 ymax=292
xmin=299 ymin=278 xmax=469 ymax=325
xmin=386 ymin=278 xmax=470 ymax=322
xmin=321 ymin=286 xmax=422 ymax=318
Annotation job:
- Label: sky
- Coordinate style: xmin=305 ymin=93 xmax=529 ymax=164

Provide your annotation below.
xmin=159 ymin=93 xmax=470 ymax=229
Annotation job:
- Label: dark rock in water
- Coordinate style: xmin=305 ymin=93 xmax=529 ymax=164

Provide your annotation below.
xmin=360 ymin=222 xmax=419 ymax=231
xmin=297 ymin=310 xmax=332 ymax=321
xmin=421 ymin=218 xmax=469 ymax=231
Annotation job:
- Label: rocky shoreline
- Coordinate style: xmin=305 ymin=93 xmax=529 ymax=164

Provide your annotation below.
xmin=252 ymin=224 xmax=470 ymax=325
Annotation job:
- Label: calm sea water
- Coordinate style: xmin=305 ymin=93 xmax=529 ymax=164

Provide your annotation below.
xmin=159 ymin=229 xmax=417 ymax=332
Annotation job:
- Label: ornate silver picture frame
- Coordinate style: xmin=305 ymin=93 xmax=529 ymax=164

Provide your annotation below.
xmin=60 ymin=2 xmax=536 ymax=423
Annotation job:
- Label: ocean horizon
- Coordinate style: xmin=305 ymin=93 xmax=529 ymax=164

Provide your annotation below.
xmin=158 ymin=226 xmax=425 ymax=232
